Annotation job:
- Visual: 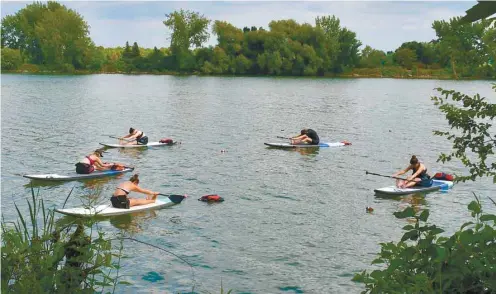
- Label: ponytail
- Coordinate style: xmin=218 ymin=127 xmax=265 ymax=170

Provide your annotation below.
xmin=129 ymin=174 xmax=139 ymax=184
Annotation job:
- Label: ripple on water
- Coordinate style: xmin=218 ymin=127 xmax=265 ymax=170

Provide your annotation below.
xmin=2 ymin=75 xmax=495 ymax=294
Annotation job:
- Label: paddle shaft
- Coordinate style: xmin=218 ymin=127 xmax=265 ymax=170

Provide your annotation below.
xmin=365 ymin=171 xmax=421 ymax=183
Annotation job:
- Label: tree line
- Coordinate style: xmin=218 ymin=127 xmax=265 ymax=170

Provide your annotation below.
xmin=1 ymin=1 xmax=495 ymax=78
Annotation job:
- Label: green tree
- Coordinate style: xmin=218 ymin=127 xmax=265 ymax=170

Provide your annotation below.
xmin=131 ymin=42 xmax=140 ymax=58
xmin=163 ymin=9 xmax=210 ymax=69
xmin=359 ymin=45 xmax=386 ymax=68
xmin=1 ymin=1 xmax=93 ymax=69
xmin=431 ymin=85 xmax=496 ymax=183
xmin=394 ymin=47 xmax=417 ymax=69
xmin=1 ymin=48 xmax=22 ymax=70
xmin=432 ymin=17 xmax=491 ymax=78
xmin=335 ymin=28 xmax=362 ymax=72
xmin=212 ymin=21 xmax=243 ymax=56
xmin=315 ymin=15 xmax=341 ymax=72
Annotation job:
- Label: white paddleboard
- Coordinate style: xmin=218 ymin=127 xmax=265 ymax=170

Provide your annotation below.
xmin=264 ymin=141 xmax=351 ymax=148
xmin=55 ymin=194 xmax=186 ymax=217
xmin=24 ymin=167 xmax=134 ymax=182
xmin=374 ymin=180 xmax=454 ymax=196
xmin=99 ymin=141 xmax=177 ymax=148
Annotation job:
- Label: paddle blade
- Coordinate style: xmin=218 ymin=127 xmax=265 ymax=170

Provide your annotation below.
xmin=168 ymin=194 xmax=186 ymax=204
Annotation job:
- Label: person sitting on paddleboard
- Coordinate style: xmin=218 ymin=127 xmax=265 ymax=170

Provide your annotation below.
xmin=119 ymin=127 xmax=148 ymax=145
xmin=393 ymin=155 xmax=433 ymax=188
xmin=290 ymin=128 xmax=319 ymax=145
xmin=111 ymin=174 xmax=159 ymax=209
xmin=75 ymin=148 xmax=125 ymax=174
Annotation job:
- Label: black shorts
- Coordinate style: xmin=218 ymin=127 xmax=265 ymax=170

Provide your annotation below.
xmin=110 ymin=195 xmax=130 ymax=209
xmin=137 ymin=136 xmax=148 ymax=145
xmin=75 ymin=163 xmax=94 ymax=174
xmin=310 ymin=138 xmax=320 ymax=145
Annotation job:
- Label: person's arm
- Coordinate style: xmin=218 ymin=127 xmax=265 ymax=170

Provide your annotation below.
xmin=393 ymin=165 xmax=411 ymax=177
xmin=131 ymin=184 xmax=158 ymax=196
xmin=408 ymin=164 xmax=425 ymax=180
xmin=94 ymin=157 xmax=111 ymax=168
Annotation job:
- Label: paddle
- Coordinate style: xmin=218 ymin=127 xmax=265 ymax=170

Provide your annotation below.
xmin=365 ymin=171 xmax=418 ymax=183
xmin=158 ymin=194 xmax=188 ymax=204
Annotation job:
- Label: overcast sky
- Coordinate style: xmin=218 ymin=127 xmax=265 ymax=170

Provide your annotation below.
xmin=1 ymin=1 xmax=477 ymax=52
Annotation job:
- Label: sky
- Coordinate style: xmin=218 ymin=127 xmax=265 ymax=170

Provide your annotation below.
xmin=1 ymin=1 xmax=478 ymax=52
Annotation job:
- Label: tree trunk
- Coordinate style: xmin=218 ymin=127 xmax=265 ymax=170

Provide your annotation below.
xmin=451 ymin=54 xmax=458 ymax=79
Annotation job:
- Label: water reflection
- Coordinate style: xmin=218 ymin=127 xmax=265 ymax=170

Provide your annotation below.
xmin=116 ymin=147 xmax=147 ymax=159
xmin=109 ymin=210 xmax=159 ymax=235
xmin=265 ymin=146 xmax=320 ymax=157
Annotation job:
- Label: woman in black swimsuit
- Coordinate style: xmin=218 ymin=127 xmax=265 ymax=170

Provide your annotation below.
xmin=111 ymin=174 xmax=159 ymax=209
xmin=119 ymin=127 xmax=149 ymax=145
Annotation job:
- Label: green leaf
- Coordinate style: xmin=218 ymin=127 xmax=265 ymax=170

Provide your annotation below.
xmin=419 ymin=210 xmax=430 ymax=222
xmin=401 ymin=230 xmax=419 ymax=242
xmin=468 ymin=201 xmax=481 ymax=214
xmin=430 ymin=227 xmax=445 ymax=235
xmin=118 ymin=281 xmax=133 ymax=285
xmin=460 ymin=221 xmax=474 ymax=230
xmin=402 ymin=225 xmax=415 ymax=230
xmin=394 ymin=207 xmax=415 ymax=219
xmin=479 ymin=214 xmax=496 ymax=223
xmin=435 ymin=247 xmax=446 ymax=261
xmin=371 ymin=258 xmax=384 ymax=265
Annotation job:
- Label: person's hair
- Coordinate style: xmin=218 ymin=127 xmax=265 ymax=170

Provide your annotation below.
xmin=129 ymin=127 xmax=135 ymax=134
xmin=94 ymin=148 xmax=104 ymax=157
xmin=410 ymin=155 xmax=419 ymax=165
xmin=129 ymin=174 xmax=139 ymax=184
xmin=300 ymin=129 xmax=308 ymax=135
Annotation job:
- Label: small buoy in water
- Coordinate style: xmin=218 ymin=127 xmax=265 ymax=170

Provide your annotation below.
xmin=199 ymin=194 xmax=224 ymax=202
xmin=366 ymin=206 xmax=374 ymax=213
xmin=221 ymin=149 xmax=227 ymax=153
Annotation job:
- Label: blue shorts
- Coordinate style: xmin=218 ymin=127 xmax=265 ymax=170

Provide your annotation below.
xmin=417 ymin=177 xmax=433 ymax=187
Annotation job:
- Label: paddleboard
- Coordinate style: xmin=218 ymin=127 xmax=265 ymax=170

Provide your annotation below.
xmin=374 ymin=180 xmax=454 ymax=196
xmin=99 ymin=141 xmax=177 ymax=148
xmin=23 ymin=167 xmax=134 ymax=182
xmin=54 ymin=194 xmax=186 ymax=217
xmin=264 ymin=141 xmax=351 ymax=148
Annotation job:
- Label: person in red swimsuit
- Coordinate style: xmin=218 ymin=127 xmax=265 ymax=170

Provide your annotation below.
xmin=75 ymin=148 xmax=126 ymax=174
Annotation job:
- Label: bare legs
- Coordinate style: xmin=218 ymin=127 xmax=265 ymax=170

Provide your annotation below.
xmin=129 ymin=194 xmax=158 ymax=207
xmin=396 ymin=178 xmax=420 ymax=188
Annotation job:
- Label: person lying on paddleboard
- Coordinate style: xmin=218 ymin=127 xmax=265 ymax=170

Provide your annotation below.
xmin=290 ymin=128 xmax=320 ymax=145
xmin=119 ymin=127 xmax=149 ymax=145
xmin=393 ymin=155 xmax=433 ymax=188
xmin=111 ymin=174 xmax=159 ymax=209
xmin=75 ymin=148 xmax=126 ymax=174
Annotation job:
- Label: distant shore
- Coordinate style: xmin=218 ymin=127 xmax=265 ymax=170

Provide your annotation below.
xmin=2 ymin=66 xmax=494 ymax=81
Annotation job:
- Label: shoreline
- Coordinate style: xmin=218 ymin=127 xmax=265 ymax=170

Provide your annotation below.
xmin=2 ymin=69 xmax=494 ymax=81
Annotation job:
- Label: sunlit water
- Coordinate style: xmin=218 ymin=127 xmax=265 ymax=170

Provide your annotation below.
xmin=2 ymin=74 xmax=495 ymax=293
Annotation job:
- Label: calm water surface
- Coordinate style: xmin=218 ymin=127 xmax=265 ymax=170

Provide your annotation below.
xmin=1 ymin=74 xmax=495 ymax=293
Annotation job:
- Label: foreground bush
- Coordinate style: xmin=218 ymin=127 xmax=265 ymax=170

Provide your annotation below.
xmin=353 ymin=195 xmax=496 ymax=293
xmin=1 ymin=190 xmax=122 ymax=293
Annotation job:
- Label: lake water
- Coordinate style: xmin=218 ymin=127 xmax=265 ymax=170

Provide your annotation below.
xmin=1 ymin=74 xmax=495 ymax=293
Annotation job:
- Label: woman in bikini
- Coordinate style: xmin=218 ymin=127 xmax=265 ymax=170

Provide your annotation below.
xmin=393 ymin=155 xmax=433 ymax=188
xmin=75 ymin=148 xmax=126 ymax=174
xmin=119 ymin=127 xmax=149 ymax=145
xmin=110 ymin=174 xmax=159 ymax=209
